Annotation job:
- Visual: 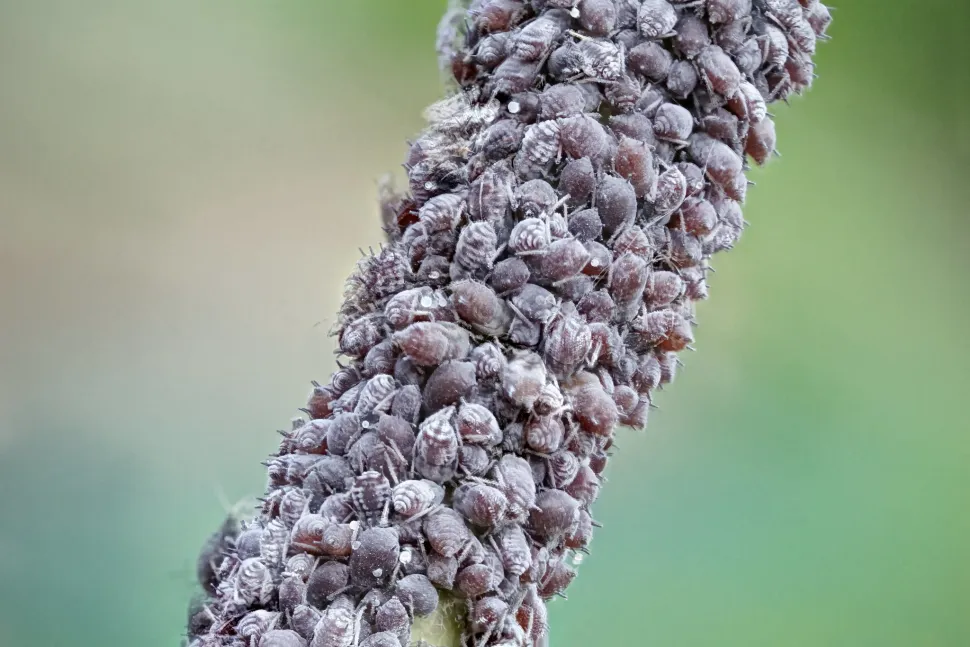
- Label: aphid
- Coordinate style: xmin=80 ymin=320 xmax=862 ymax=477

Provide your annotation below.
xmin=414 ymin=406 xmax=460 ymax=483
xmin=523 ymin=414 xmax=565 ymax=453
xmin=476 ymin=0 xmax=530 ymax=33
xmin=417 ymin=192 xmax=466 ymax=234
xmin=707 ymin=0 xmax=751 ymax=24
xmin=349 ymin=527 xmax=400 ymax=587
xmin=355 ymin=374 xmax=398 ymax=418
xmin=538 ymin=557 xmax=577 ymax=599
xmin=546 ymin=41 xmax=585 ymax=80
xmin=325 ymin=413 xmax=360 ymax=457
xmin=359 ymin=633 xmax=402 ymax=647
xmin=604 ymin=73 xmax=642 ymax=114
xmin=378 ymin=413 xmax=416 ymax=456
xmin=423 ymin=360 xmax=478 ymax=412
xmin=508 ymin=13 xmax=568 ymax=62
xmin=331 ymin=381 xmax=364 ymax=415
xmin=349 ymin=471 xmax=392 ymax=527
xmin=542 ymin=239 xmax=592 ymax=285
xmin=745 ymin=116 xmax=777 ymax=165
xmin=459 ymin=444 xmax=491 ymax=475
xmin=502 ymin=350 xmax=547 ymax=409
xmin=565 ymin=508 xmax=595 ymax=550
xmin=653 ymin=103 xmax=694 ymax=144
xmin=305 ymin=382 xmax=334 ymax=420
xmin=238 ymin=610 xmax=281 ymax=645
xmin=339 ymin=315 xmax=385 ymax=359
xmin=634 ymin=308 xmax=694 ymax=351
xmin=392 ymin=479 xmax=444 ymax=518
xmin=415 ymin=254 xmax=452 ymax=289
xmin=559 ymin=157 xmax=597 ymax=208
xmin=543 ymin=312 xmax=593 ymax=376
xmin=395 ymin=574 xmax=439 ymax=618
xmin=479 ymin=120 xmax=525 ymax=163
xmin=614 ymin=136 xmax=656 ymax=199
xmin=644 ymin=270 xmax=686 ymax=309
xmin=675 ymin=13 xmax=712 ymax=59
xmin=627 ymin=41 xmax=673 ymax=82
xmin=470 ymin=341 xmax=508 ymax=381
xmin=528 ymin=488 xmax=581 ymax=540
xmin=454 ymin=221 xmax=499 ymax=278
xmin=453 ymin=482 xmax=509 ymax=528
xmin=363 ymin=341 xmax=399 ymax=379
xmin=489 ymin=256 xmax=531 ymax=294
xmin=475 ymin=31 xmax=511 ymax=68
xmin=257 ymin=630 xmax=306 ymax=647
xmin=569 ymin=375 xmax=619 ymax=436
xmin=289 ymin=514 xmax=328 ymax=555
xmin=576 ymin=38 xmax=625 ymax=80
xmin=565 ymin=464 xmax=602 ymax=506
xmin=467 ymin=160 xmax=515 ymax=223
xmin=672 ymin=197 xmax=718 ymax=237
xmin=576 ymin=289 xmax=615 ymax=324
xmin=471 ymin=596 xmax=510 ymax=634
xmin=666 ymin=59 xmax=699 ymax=98
xmin=451 ymin=279 xmax=513 ymax=336
xmin=311 ymin=607 xmax=355 ymax=647
xmin=637 ymin=0 xmax=677 ymax=39
xmin=424 ymin=507 xmax=471 ymax=558
xmin=609 ymin=112 xmax=658 ymax=147
xmin=290 ymin=605 xmax=322 ymax=642
xmin=515 ymin=179 xmax=558 ymax=218
xmin=277 ymin=490 xmax=308 ymax=530
xmin=495 ymin=454 xmax=538 ymax=521
xmin=537 ymin=85 xmax=586 ymax=121
xmin=611 ymin=225 xmax=652 ymax=260
xmin=456 ymin=402 xmax=503 ymax=445
xmin=608 ymin=252 xmax=650 ymax=309
xmin=310 ymin=455 xmax=355 ymax=492
xmin=427 ymin=553 xmax=460 ymax=590
xmin=534 ymin=382 xmax=566 ymax=416
xmin=558 ymin=114 xmax=608 ymax=162
xmin=595 ymin=175 xmax=637 ymax=236
xmin=385 ymin=287 xmax=445 ymax=330
xmin=806 ymin=2 xmax=833 ymax=37
xmin=508 ymin=217 xmax=550 ymax=256
xmin=394 ymin=321 xmax=471 ymax=367
xmin=689 ymin=132 xmax=744 ymax=188
xmin=489 ymin=55 xmax=543 ymax=96
xmin=456 ymin=562 xmax=501 ymax=598
xmin=306 ymin=561 xmax=351 ymax=607
xmin=233 ymin=557 xmax=275 ymax=606
xmin=680 ymin=264 xmax=710 ymax=300
xmin=653 ymin=166 xmax=688 ymax=216
xmin=513 ymin=120 xmax=561 ymax=179
xmin=733 ymin=37 xmax=764 ymax=76
xmin=390 ymin=386 xmax=422 ymax=426
xmin=284 ymin=553 xmax=316 ymax=580
xmin=577 ymin=0 xmax=617 ymax=35
xmin=291 ymin=418 xmax=329 ymax=455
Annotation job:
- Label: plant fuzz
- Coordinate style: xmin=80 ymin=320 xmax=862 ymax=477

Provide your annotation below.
xmin=187 ymin=1 xmax=830 ymax=646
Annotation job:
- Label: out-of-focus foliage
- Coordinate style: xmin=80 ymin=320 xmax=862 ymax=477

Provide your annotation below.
xmin=0 ymin=1 xmax=967 ymax=646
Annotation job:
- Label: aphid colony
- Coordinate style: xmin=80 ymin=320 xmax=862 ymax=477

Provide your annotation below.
xmin=188 ymin=0 xmax=828 ymax=645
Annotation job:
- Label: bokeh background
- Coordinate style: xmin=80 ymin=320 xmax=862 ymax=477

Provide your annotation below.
xmin=1 ymin=1 xmax=968 ymax=645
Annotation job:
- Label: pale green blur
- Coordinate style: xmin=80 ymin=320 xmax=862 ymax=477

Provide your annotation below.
xmin=0 ymin=1 xmax=967 ymax=646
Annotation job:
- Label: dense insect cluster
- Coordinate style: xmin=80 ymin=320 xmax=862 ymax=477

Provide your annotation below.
xmin=187 ymin=0 xmax=829 ymax=645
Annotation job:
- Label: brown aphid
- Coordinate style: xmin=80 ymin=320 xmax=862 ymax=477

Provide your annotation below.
xmin=538 ymin=85 xmax=586 ymax=120
xmin=514 ymin=179 xmax=558 ymax=218
xmin=471 ymin=341 xmax=508 ymax=381
xmin=674 ymin=12 xmax=712 ymax=59
xmin=707 ymin=0 xmax=752 ymax=24
xmin=374 ymin=598 xmax=410 ymax=647
xmin=806 ymin=2 xmax=833 ymax=36
xmin=394 ymin=321 xmax=470 ymax=367
xmin=390 ymin=385 xmax=422 ymax=425
xmin=681 ymin=265 xmax=710 ymax=300
xmin=569 ymin=376 xmax=619 ymax=436
xmin=495 ymin=454 xmax=538 ymax=521
xmin=471 ymin=596 xmax=510 ymax=634
xmin=668 ymin=228 xmax=704 ymax=268
xmin=391 ymin=479 xmax=444 ymax=518
xmin=745 ymin=116 xmax=777 ymax=165
xmin=306 ymin=561 xmax=350 ymax=608
xmin=653 ymin=166 xmax=688 ymax=217
xmin=644 ymin=270 xmax=686 ymax=309
xmin=233 ymin=557 xmax=275 ymax=607
xmin=653 ymin=103 xmax=694 ymax=144
xmin=456 ymin=563 xmax=499 ymax=598
xmin=258 ymin=630 xmax=308 ymax=647
xmin=424 ymin=507 xmax=471 ymax=558
xmin=454 ymin=222 xmax=499 ymax=278
xmin=423 ymin=361 xmax=477 ymax=413
xmin=608 ymin=252 xmax=650 ymax=308
xmin=627 ymin=41 xmax=673 ymax=82
xmin=547 ymin=449 xmax=581 ymax=488
xmin=459 ymin=444 xmax=492 ymax=476
xmin=559 ymin=157 xmax=597 ymax=209
xmin=539 ymin=238 xmax=591 ymax=283
xmin=509 ymin=217 xmax=550 ymax=256
xmin=608 ymin=112 xmax=658 ymax=147
xmin=566 ymin=208 xmax=602 ymax=243
xmin=395 ymin=574 xmax=439 ymax=618
xmin=290 ymin=606 xmax=322 ymax=642
xmin=454 ymin=482 xmax=509 ymax=529
xmin=636 ymin=309 xmax=694 ymax=351
xmin=558 ymin=115 xmax=609 ymax=162
xmin=576 ymin=38 xmax=625 ymax=80
xmin=355 ymin=374 xmax=398 ymax=418
xmin=467 ymin=160 xmax=515 ymax=222
xmin=288 ymin=513 xmax=328 ymax=555
xmin=666 ymin=59 xmax=699 ymax=98
xmin=565 ymin=464 xmax=602 ymax=506
xmin=451 ymin=280 xmax=513 ymax=336
xmin=378 ymin=413 xmax=416 ymax=456
xmin=306 ymin=383 xmax=334 ymax=420
xmin=502 ymin=350 xmax=547 ymax=409
xmin=414 ymin=406 xmax=460 ymax=483
xmin=427 ymin=553 xmax=460 ymax=590
xmin=577 ymin=290 xmax=616 ymax=323
xmin=688 ymin=133 xmax=743 ymax=187
xmin=418 ymin=193 xmax=465 ymax=234
xmin=517 ymin=584 xmax=550 ymax=645
xmin=670 ymin=197 xmax=718 ymax=237
xmin=238 ymin=610 xmax=282 ymax=646
xmin=415 ymin=254 xmax=452 ymax=289
xmin=456 ymin=402 xmax=503 ymax=446
xmin=349 ymin=471 xmax=392 ymax=527
xmin=525 ymin=415 xmax=567 ymax=454
xmin=615 ymin=136 xmax=656 ymax=199
xmin=339 ymin=315 xmax=385 ymax=359
xmin=350 ymin=527 xmax=400 ymax=588
xmin=596 ymin=175 xmax=638 ymax=236
xmin=474 ymin=31 xmax=511 ymax=69
xmin=544 ymin=312 xmax=592 ymax=376
xmin=514 ymin=120 xmax=561 ymax=179
xmin=489 ymin=257 xmax=531 ymax=295
xmin=604 ymin=73 xmax=642 ymax=114
xmin=565 ymin=508 xmax=595 ymax=550
xmin=611 ymin=225 xmax=653 ymax=260
xmin=358 ymin=634 xmax=400 ymax=647
xmin=476 ymin=0 xmax=530 ymax=34
xmin=363 ymin=340 xmax=399 ymax=379
xmin=576 ymin=0 xmax=617 ymax=35
xmin=696 ymin=44 xmax=742 ymax=97
xmin=508 ymin=12 xmax=569 ymax=61
xmin=293 ymin=420 xmax=329 ymax=455
xmin=507 ymin=91 xmax=541 ymax=124
xmin=700 ymin=107 xmax=742 ymax=145
xmin=538 ymin=558 xmax=577 ymax=599
xmin=637 ymin=0 xmax=677 ymax=38
xmin=529 ymin=489 xmax=581 ymax=540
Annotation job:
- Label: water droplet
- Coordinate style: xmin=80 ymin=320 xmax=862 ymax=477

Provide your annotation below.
xmin=508 ymin=101 xmax=521 ymax=115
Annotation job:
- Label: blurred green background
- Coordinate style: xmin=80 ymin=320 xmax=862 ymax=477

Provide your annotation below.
xmin=1 ymin=1 xmax=968 ymax=645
